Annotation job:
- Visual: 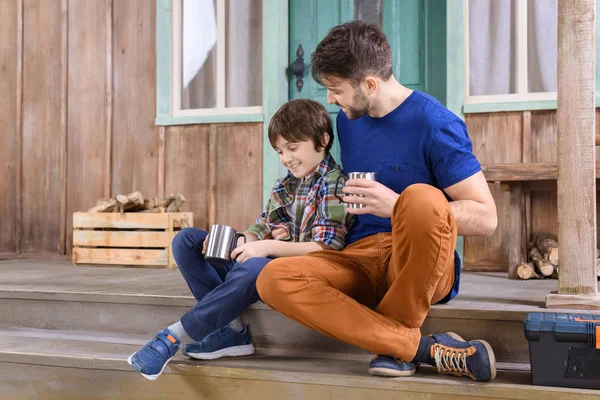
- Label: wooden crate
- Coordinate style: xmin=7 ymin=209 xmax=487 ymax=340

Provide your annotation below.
xmin=72 ymin=212 xmax=194 ymax=268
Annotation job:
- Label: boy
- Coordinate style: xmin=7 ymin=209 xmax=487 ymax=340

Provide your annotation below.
xmin=128 ymin=98 xmax=353 ymax=380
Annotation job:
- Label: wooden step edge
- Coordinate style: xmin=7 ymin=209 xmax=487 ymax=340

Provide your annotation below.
xmin=0 ymin=339 xmax=596 ymax=399
xmin=0 ymin=289 xmax=555 ymax=322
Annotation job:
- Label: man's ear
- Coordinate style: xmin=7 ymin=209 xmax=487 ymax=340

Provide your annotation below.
xmin=364 ymin=76 xmax=378 ymax=94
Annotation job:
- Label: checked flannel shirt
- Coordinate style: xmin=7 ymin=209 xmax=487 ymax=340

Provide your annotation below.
xmin=246 ymin=153 xmax=353 ymax=250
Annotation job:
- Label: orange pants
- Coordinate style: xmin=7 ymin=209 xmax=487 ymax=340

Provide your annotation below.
xmin=256 ymin=184 xmax=456 ymax=361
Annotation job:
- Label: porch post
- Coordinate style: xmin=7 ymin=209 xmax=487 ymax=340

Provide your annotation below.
xmin=546 ymin=0 xmax=600 ymax=309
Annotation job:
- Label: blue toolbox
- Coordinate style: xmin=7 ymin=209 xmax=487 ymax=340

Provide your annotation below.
xmin=524 ymin=312 xmax=600 ymax=389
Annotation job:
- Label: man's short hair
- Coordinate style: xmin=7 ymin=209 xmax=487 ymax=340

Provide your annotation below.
xmin=268 ymin=99 xmax=333 ymax=153
xmin=311 ymin=20 xmax=393 ymax=86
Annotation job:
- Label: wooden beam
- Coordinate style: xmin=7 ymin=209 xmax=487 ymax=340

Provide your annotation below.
xmin=104 ymin=0 xmax=113 ymax=198
xmin=482 ymin=163 xmax=560 ymax=181
xmin=482 ymin=162 xmax=600 ymax=182
xmin=547 ymin=0 xmax=600 ymax=309
xmin=508 ymin=183 xmax=523 ymax=279
xmin=15 ymin=0 xmax=23 ymax=254
xmin=59 ymin=0 xmax=68 ymax=255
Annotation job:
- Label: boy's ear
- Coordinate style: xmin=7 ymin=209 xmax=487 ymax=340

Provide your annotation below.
xmin=322 ymin=132 xmax=331 ymax=150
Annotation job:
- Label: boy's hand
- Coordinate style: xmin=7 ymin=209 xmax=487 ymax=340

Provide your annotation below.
xmin=271 ymin=227 xmax=289 ymax=240
xmin=238 ymin=232 xmax=258 ymax=247
xmin=202 ymin=234 xmax=210 ymax=255
xmin=231 ymin=241 xmax=272 ymax=263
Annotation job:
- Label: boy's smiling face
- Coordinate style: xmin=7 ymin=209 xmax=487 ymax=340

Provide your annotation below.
xmin=274 ymin=136 xmax=329 ymax=179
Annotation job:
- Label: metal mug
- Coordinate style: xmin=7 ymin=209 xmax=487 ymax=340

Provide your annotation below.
xmin=334 ymin=172 xmax=377 ymax=209
xmin=205 ymin=224 xmax=247 ymax=265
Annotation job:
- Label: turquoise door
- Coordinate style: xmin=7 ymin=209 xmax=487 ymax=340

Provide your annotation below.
xmin=289 ymin=0 xmax=447 ymax=163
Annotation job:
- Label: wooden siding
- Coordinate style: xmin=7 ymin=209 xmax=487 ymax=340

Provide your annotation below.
xmin=0 ymin=0 xmax=19 ymax=253
xmin=464 ymin=109 xmax=600 ymax=271
xmin=0 ymin=0 xmax=263 ymax=256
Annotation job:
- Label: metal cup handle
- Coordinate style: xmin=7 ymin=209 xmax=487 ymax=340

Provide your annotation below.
xmin=235 ymin=233 xmax=247 ymax=246
xmin=334 ymin=176 xmax=348 ymax=204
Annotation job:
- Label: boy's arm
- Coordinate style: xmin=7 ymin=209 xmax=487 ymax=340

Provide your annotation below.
xmin=245 ymin=199 xmax=273 ymax=240
xmin=266 ymin=173 xmax=351 ymax=258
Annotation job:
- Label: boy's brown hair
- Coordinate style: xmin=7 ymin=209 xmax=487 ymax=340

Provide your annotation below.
xmin=311 ymin=20 xmax=393 ymax=87
xmin=268 ymin=99 xmax=333 ymax=153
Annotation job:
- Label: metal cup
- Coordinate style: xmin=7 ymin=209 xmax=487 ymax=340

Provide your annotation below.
xmin=205 ymin=224 xmax=246 ymax=265
xmin=334 ymin=172 xmax=377 ymax=209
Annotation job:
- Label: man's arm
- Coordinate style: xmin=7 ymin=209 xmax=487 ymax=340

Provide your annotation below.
xmin=443 ymin=171 xmax=497 ymax=236
xmin=343 ymin=170 xmax=497 ymax=237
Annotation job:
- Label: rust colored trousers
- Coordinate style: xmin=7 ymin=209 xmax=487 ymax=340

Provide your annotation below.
xmin=256 ymin=184 xmax=457 ymax=361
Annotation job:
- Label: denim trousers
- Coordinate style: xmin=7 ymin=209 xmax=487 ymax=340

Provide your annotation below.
xmin=172 ymin=227 xmax=271 ymax=341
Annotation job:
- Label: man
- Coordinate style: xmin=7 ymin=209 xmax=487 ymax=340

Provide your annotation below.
xmin=256 ymin=21 xmax=498 ymax=381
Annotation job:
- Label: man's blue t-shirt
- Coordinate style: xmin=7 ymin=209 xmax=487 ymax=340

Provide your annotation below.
xmin=337 ymin=90 xmax=481 ymax=303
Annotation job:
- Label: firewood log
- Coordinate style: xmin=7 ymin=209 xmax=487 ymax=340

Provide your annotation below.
xmin=116 ymin=191 xmax=144 ymax=211
xmin=529 ymin=246 xmax=555 ymax=276
xmin=88 ymin=198 xmax=116 ymax=213
xmin=535 ymin=232 xmax=559 ymax=266
xmin=156 ymin=194 xmax=177 ymax=209
xmin=113 ymin=201 xmax=124 ymax=213
xmin=517 ymin=262 xmax=541 ymax=280
xmin=166 ymin=193 xmax=186 ymax=212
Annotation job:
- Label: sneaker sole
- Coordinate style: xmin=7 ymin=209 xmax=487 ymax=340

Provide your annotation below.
xmin=184 ymin=343 xmax=255 ymax=360
xmin=368 ymin=366 xmax=417 ymax=377
xmin=127 ymin=353 xmax=174 ymax=381
xmin=443 ymin=332 xmax=497 ymax=382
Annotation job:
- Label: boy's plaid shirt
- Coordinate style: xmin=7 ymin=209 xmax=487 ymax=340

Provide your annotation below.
xmin=246 ymin=153 xmax=353 ymax=250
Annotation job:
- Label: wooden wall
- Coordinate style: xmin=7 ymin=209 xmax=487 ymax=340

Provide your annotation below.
xmin=463 ymin=110 xmax=600 ymax=271
xmin=0 ymin=0 xmax=263 ymax=257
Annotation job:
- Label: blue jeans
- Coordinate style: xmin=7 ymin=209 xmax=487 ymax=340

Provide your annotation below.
xmin=172 ymin=227 xmax=271 ymax=341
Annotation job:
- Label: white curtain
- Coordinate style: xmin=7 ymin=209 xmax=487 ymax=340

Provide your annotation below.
xmin=469 ymin=0 xmax=557 ymax=96
xmin=182 ymin=0 xmax=262 ymax=109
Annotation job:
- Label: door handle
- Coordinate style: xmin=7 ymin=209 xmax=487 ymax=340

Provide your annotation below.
xmin=290 ymin=45 xmax=305 ymax=93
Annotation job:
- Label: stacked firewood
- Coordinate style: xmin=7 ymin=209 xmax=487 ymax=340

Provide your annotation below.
xmin=517 ymin=232 xmax=600 ymax=280
xmin=87 ymin=191 xmax=186 ymax=213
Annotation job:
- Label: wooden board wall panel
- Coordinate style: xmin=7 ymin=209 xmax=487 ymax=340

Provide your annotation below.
xmin=0 ymin=0 xmax=19 ymax=252
xmin=530 ymin=111 xmax=557 ymax=163
xmin=466 ymin=112 xmax=523 ymax=164
xmin=464 ymin=112 xmax=522 ymax=270
xmin=21 ymin=0 xmax=63 ymax=253
xmin=111 ymin=0 xmax=157 ymax=197
xmin=213 ymin=123 xmax=263 ymax=232
xmin=66 ymin=0 xmax=108 ymax=254
xmin=529 ymin=111 xmax=559 ymax=247
xmin=462 ymin=183 xmax=511 ymax=270
xmin=164 ymin=126 xmax=211 ymax=231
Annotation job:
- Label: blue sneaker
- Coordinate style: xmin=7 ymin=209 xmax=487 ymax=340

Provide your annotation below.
xmin=182 ymin=325 xmax=255 ymax=360
xmin=127 ymin=329 xmax=180 ymax=380
xmin=430 ymin=332 xmax=496 ymax=382
xmin=368 ymin=355 xmax=417 ymax=377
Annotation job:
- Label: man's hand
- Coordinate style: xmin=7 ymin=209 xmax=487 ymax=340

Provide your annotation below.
xmin=230 ymin=241 xmax=272 ymax=263
xmin=342 ymin=178 xmax=399 ymax=218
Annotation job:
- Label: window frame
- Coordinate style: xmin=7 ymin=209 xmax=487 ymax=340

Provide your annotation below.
xmin=447 ymin=0 xmax=600 ymax=115
xmin=156 ymin=0 xmax=281 ymax=125
xmin=156 ymin=0 xmax=288 ymax=205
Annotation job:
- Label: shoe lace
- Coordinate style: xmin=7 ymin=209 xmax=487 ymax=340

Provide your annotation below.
xmin=433 ymin=344 xmax=472 ymax=377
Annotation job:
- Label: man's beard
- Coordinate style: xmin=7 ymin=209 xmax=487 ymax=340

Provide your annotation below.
xmin=342 ymin=88 xmax=370 ymax=120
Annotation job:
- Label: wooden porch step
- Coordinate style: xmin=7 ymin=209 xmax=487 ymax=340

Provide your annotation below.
xmin=0 ymin=329 xmax=597 ymax=400
xmin=0 ymin=260 xmax=562 ymax=366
